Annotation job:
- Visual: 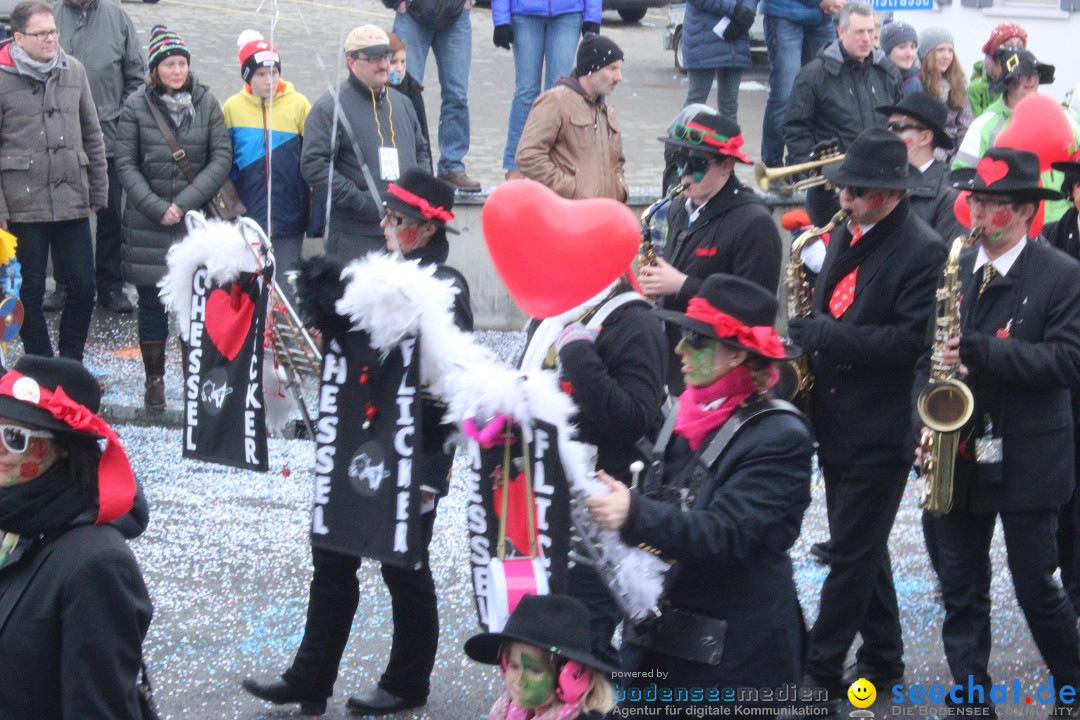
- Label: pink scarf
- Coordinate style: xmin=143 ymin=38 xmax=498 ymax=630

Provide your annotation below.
xmin=673 ymin=365 xmax=759 ymax=451
xmin=488 ymin=692 xmax=584 ymax=720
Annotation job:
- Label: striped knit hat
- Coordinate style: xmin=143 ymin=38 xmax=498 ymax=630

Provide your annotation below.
xmin=148 ymin=25 xmax=190 ymax=72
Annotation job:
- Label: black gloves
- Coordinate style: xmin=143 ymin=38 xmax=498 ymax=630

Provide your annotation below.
xmin=811 ymin=138 xmax=842 ymax=160
xmin=722 ymin=3 xmax=756 ymax=41
xmin=581 ymin=21 xmax=600 ymax=37
xmin=787 ymin=315 xmax=832 ymax=354
xmin=959 ymin=333 xmax=990 ymax=379
xmin=493 ymin=24 xmax=512 ymax=50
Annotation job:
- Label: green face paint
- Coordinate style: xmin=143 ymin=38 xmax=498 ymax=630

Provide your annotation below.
xmin=517 ymin=651 xmax=555 ymax=708
xmin=678 ymin=337 xmax=723 ymax=387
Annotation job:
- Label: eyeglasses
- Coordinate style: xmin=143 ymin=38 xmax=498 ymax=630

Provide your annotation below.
xmin=357 ymin=52 xmax=392 ymax=64
xmin=0 ymin=424 xmax=53 ymax=455
xmin=887 ymin=121 xmax=928 ymax=134
xmin=384 ymin=210 xmax=422 ymax=228
xmin=20 ymin=29 xmax=58 ymax=40
xmin=679 ymin=328 xmax=711 ymax=350
xmin=840 ymin=186 xmax=869 ymax=198
xmin=966 ymin=195 xmax=1015 ymax=211
xmin=673 ymin=123 xmax=708 ymax=145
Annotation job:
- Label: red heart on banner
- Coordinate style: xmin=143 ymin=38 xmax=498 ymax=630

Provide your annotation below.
xmin=976 ymin=158 xmax=1010 ymax=187
xmin=205 ymin=286 xmax=254 ymax=361
xmin=482 ymin=179 xmax=640 ymax=318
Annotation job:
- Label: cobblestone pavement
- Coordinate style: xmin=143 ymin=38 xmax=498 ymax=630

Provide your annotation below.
xmin=15 ymin=1 xmax=1066 ymax=717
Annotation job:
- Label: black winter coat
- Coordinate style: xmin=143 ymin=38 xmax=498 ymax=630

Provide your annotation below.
xmin=783 ymin=40 xmax=902 ymax=165
xmin=115 ymin=79 xmax=232 ymax=286
xmin=915 ymin=241 xmax=1080 ymax=513
xmin=908 ymin=159 xmax=966 ymax=244
xmin=1045 ymin=207 xmax=1080 ymax=259
xmin=807 ymin=200 xmax=946 ymax=467
xmin=659 ymin=177 xmax=782 ymax=393
xmin=391 ymin=72 xmax=431 ymax=163
xmin=621 ymin=407 xmax=813 ymax=690
xmin=0 ymin=490 xmax=152 ymax=719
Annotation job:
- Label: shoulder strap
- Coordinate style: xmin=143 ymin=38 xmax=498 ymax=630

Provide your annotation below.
xmin=585 ymin=291 xmax=652 ymax=330
xmin=144 ymin=95 xmax=197 ymax=184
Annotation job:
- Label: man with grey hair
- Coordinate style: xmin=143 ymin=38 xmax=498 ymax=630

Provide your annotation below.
xmin=0 ymin=0 xmax=106 ymax=362
xmin=783 ymin=0 xmax=902 ymax=225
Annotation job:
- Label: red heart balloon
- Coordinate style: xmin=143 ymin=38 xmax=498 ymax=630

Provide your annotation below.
xmin=976 ymin=158 xmax=1010 ymax=187
xmin=953 ymin=190 xmax=971 ymax=229
xmin=994 ymin=94 xmax=1076 ymax=171
xmin=205 ymin=285 xmax=255 ymax=361
xmin=482 ymin=180 xmax=640 ymax=318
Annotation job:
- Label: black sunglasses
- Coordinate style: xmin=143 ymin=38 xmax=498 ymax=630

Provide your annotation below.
xmin=840 ymin=186 xmax=869 ymax=198
xmin=887 ymin=121 xmax=928 ymax=134
xmin=679 ymin=328 xmax=711 ymax=349
xmin=675 ymin=153 xmax=713 ymax=178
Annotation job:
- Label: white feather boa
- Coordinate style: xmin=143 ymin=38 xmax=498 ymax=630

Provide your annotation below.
xmin=336 ymin=253 xmax=668 ymax=622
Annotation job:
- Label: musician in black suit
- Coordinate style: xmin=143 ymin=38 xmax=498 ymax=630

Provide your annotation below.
xmin=786 ymin=128 xmax=946 ymax=706
xmin=922 ymin=148 xmax=1080 ymax=717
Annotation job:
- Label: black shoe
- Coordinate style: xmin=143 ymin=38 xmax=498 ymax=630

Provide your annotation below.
xmin=840 ymin=663 xmax=904 ymax=690
xmin=346 ymin=687 xmax=424 ymax=715
xmin=810 ymin=540 xmax=833 ymax=566
xmin=241 ymin=676 xmax=327 ymax=716
xmin=42 ymin=288 xmax=67 ymax=312
xmin=99 ymin=288 xmax=133 ymax=314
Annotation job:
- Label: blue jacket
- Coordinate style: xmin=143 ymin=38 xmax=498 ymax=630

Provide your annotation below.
xmin=683 ymin=0 xmax=758 ymax=70
xmin=491 ymin=0 xmax=601 ymax=27
xmin=760 ymin=0 xmax=830 ymax=26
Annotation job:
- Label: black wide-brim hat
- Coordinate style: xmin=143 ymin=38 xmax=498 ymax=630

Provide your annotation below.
xmin=654 ymin=273 xmax=801 ymax=361
xmin=993 ymin=48 xmax=1054 ymax=92
xmin=384 ymin=168 xmax=460 ymax=234
xmin=658 ymin=111 xmax=752 ymax=164
xmin=949 ymin=146 xmax=1063 ymax=201
xmin=1051 ymin=153 xmax=1080 ymax=175
xmin=464 ymin=594 xmax=619 ymax=676
xmin=822 ymin=127 xmax=922 ymax=190
xmin=876 ymin=91 xmax=954 ymax=151
xmin=0 ymin=356 xmax=104 ymax=438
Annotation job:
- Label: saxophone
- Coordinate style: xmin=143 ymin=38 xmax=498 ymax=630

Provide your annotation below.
xmin=783 ymin=209 xmax=848 ymax=402
xmin=916 ymin=229 xmax=980 ymax=516
xmin=636 ymin=184 xmax=686 ymax=301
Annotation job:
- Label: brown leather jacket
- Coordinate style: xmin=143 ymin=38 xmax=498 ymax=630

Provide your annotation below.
xmin=515 ymin=76 xmax=628 ymax=202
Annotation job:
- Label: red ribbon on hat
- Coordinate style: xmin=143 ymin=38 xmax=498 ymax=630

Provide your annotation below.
xmin=386 ymin=184 xmax=455 ymax=224
xmin=0 ymin=371 xmax=135 ymax=525
xmin=684 ymin=121 xmax=752 ymax=163
xmin=686 ymin=298 xmax=786 ymax=359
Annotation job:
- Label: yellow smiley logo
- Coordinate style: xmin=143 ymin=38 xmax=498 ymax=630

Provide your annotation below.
xmin=848 ymin=678 xmax=876 ymax=708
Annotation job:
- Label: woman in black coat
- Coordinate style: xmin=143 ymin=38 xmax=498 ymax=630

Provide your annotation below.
xmin=0 ymin=356 xmax=152 ymax=719
xmin=587 ymin=274 xmax=812 ymax=706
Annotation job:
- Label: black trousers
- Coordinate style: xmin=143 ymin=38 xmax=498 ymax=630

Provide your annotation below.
xmin=282 ymin=509 xmax=438 ymax=701
xmin=806 ymin=462 xmax=909 ymax=685
xmin=937 ymin=507 xmax=1080 ymax=691
xmin=53 ymin=158 xmax=124 ymax=296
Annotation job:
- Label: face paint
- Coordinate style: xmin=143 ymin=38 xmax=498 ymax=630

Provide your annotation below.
xmin=991 ymin=207 xmax=1013 ymax=228
xmin=677 ymin=336 xmax=724 ymax=387
xmin=397 ymin=225 xmax=420 ymax=249
xmin=517 ymin=651 xmax=555 ymax=708
xmin=28 ymin=438 xmax=49 ymax=459
xmin=19 ymin=461 xmax=41 ymax=480
xmin=865 ymin=193 xmax=883 ymax=211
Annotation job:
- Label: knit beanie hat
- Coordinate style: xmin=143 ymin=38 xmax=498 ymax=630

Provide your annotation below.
xmin=236 ymin=29 xmax=280 ymax=83
xmin=918 ymin=27 xmax=954 ymax=59
xmin=981 ymin=22 xmax=1027 ymax=56
xmin=148 ymin=25 xmax=190 ymax=72
xmin=879 ymin=21 xmax=918 ymax=57
xmin=574 ymin=35 xmax=623 ymax=76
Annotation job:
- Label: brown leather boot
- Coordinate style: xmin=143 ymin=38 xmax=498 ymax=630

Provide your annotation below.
xmin=140 ymin=341 xmax=166 ymax=410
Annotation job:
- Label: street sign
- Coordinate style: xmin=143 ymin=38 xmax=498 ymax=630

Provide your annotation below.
xmin=874 ymin=0 xmax=933 ymax=8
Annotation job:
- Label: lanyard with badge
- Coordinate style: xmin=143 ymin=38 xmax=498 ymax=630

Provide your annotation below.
xmin=372 ymin=91 xmax=400 ymax=181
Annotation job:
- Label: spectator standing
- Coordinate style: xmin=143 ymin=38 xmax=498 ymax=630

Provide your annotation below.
xmin=759 ymin=0 xmax=839 ymax=167
xmin=114 ymin=24 xmax=231 ymax=410
xmin=516 ymin=35 xmax=627 ymax=201
xmin=917 ymin=27 xmax=972 ymax=161
xmin=680 ymin=0 xmax=758 ymax=122
xmin=388 ymin=32 xmax=430 ymax=163
xmin=385 ymin=0 xmax=481 ymax=191
xmin=222 ymin=31 xmax=313 ymax=305
xmin=51 ymin=0 xmax=144 ymax=315
xmin=879 ymin=21 xmax=921 ymax=97
xmin=783 ymin=0 xmax=902 ymax=225
xmin=0 ymin=0 xmax=106 ymax=362
xmin=968 ymin=22 xmax=1025 ymax=119
xmin=301 ymin=25 xmax=429 ymax=262
xmin=492 ymin=0 xmax=599 ymax=180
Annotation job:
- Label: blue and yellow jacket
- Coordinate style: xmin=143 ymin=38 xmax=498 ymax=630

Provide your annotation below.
xmin=222 ymin=80 xmax=315 ymax=237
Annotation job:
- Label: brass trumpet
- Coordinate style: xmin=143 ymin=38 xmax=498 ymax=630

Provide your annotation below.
xmin=755 ymin=150 xmax=843 ymax=194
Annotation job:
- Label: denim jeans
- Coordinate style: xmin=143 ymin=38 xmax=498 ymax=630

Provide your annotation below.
xmin=13 ymin=218 xmax=95 ymax=360
xmin=393 ymin=8 xmax=472 ymax=175
xmin=136 ymin=283 xmax=170 ymax=343
xmin=502 ymin=12 xmax=582 ymax=170
xmin=685 ymin=67 xmax=743 ymax=123
xmin=761 ymin=15 xmax=836 ymax=167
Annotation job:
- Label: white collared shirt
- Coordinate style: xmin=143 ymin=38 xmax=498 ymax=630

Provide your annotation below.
xmin=687 ymin=198 xmax=709 ymax=226
xmin=973 ymin=236 xmax=1027 ymax=278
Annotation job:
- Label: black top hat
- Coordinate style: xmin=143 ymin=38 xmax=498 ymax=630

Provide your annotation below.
xmin=464 ymin=594 xmax=619 ymax=675
xmin=876 ymin=91 xmax=954 ymax=151
xmin=993 ymin=48 xmax=1054 ymax=91
xmin=0 ymin=356 xmax=103 ymax=437
xmin=948 ymin=146 xmax=1063 ymax=202
xmin=384 ymin=168 xmax=459 ymax=234
xmin=822 ymin=127 xmax=921 ymax=191
xmin=658 ymin=112 xmax=751 ymax=164
xmin=654 ymin=274 xmax=800 ymax=360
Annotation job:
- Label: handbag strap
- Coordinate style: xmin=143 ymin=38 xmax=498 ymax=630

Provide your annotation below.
xmin=144 ymin=95 xmax=197 ymax=184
